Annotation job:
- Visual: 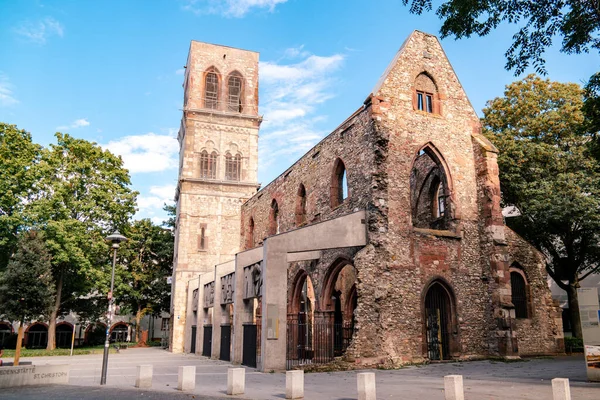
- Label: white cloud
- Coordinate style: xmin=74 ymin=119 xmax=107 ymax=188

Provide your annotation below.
xmin=258 ymin=51 xmax=344 ymax=173
xmin=103 ymin=132 xmax=179 ymax=174
xmin=137 ymin=184 xmax=176 ymax=223
xmin=0 ymin=73 xmax=19 ymax=107
xmin=175 ymin=68 xmax=185 ymax=75
xmin=181 ymin=0 xmax=287 ymax=18
xmin=56 ymin=118 xmax=90 ymax=130
xmin=14 ymin=17 xmax=64 ymax=44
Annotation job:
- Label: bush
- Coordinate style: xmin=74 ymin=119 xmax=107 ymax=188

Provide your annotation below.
xmin=147 ymin=340 xmax=161 ymax=347
xmin=564 ymin=336 xmax=584 ymax=352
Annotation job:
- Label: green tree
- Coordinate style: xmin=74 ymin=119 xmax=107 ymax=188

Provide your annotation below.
xmin=0 ymin=231 xmax=55 ymax=365
xmin=401 ymin=0 xmax=599 ymax=75
xmin=116 ymin=217 xmax=174 ymax=343
xmin=483 ymin=75 xmax=600 ymax=338
xmin=0 ymin=123 xmax=42 ymax=271
xmin=29 ymin=133 xmax=137 ymax=350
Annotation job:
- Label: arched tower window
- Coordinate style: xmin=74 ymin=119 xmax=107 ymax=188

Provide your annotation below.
xmin=200 ymin=150 xmax=217 ymax=179
xmin=413 ymin=72 xmax=439 ymax=114
xmin=204 ymin=68 xmax=219 ymax=109
xmin=227 ymin=72 xmax=244 ymax=113
xmin=410 ymin=144 xmax=453 ymax=230
xmin=269 ymin=199 xmax=280 ymax=235
xmin=510 ymin=267 xmax=530 ymax=319
xmin=295 ymin=183 xmax=307 ymax=226
xmin=225 ymin=153 xmax=241 ymax=181
xmin=331 ymin=158 xmax=348 ymax=208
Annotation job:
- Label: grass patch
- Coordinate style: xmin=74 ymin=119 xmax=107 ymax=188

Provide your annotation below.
xmin=2 ymin=346 xmax=119 ymax=357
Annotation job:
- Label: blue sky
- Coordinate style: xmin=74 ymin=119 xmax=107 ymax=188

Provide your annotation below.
xmin=1 ymin=0 xmax=597 ymax=225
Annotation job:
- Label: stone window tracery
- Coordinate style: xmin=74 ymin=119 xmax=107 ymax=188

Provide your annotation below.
xmin=410 ymin=145 xmax=453 ymax=230
xmin=413 ymin=72 xmax=439 ymax=115
xmin=200 ymin=150 xmax=217 ymax=179
xmin=227 ymin=72 xmax=243 ymax=113
xmin=225 ymin=152 xmax=242 ymax=181
xmin=204 ymin=68 xmax=219 ymax=109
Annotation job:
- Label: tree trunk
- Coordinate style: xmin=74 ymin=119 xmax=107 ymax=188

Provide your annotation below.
xmin=136 ymin=305 xmax=142 ymax=343
xmin=47 ymin=269 xmax=64 ymax=351
xmin=567 ymin=284 xmax=583 ymax=339
xmin=14 ymin=320 xmax=24 ymax=366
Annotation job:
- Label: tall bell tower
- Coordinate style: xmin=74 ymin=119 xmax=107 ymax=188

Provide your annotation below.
xmin=170 ymin=42 xmax=260 ymax=353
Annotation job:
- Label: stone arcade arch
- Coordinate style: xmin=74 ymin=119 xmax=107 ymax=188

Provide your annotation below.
xmin=55 ymin=322 xmax=74 ymax=348
xmin=26 ymin=323 xmax=48 ymax=349
xmin=422 ymin=279 xmax=459 ymax=360
xmin=287 ymin=269 xmax=316 ymax=366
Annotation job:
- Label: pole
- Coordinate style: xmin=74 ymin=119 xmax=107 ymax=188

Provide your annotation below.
xmin=70 ymin=324 xmax=76 ymax=356
xmin=100 ymin=244 xmax=118 ymax=385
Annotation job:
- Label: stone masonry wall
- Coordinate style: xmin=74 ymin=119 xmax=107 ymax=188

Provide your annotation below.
xmin=505 ymin=228 xmax=564 ymax=355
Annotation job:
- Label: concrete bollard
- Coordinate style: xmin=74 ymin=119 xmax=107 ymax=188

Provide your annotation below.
xmin=135 ymin=365 xmax=153 ymax=389
xmin=177 ymin=366 xmax=196 ymax=391
xmin=357 ymin=372 xmax=376 ymax=400
xmin=227 ymin=368 xmax=245 ymax=395
xmin=552 ymin=378 xmax=571 ymax=400
xmin=286 ymin=370 xmax=304 ymax=399
xmin=444 ymin=375 xmax=464 ymax=400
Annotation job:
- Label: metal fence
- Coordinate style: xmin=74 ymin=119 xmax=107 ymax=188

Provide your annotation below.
xmin=286 ymin=320 xmax=353 ymax=369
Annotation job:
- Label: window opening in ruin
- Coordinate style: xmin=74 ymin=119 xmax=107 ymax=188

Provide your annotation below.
xmin=228 ymin=74 xmax=243 ymax=112
xmin=200 ymin=150 xmax=217 ymax=179
xmin=510 ymin=271 xmax=528 ymax=318
xmin=424 ymin=282 xmax=452 ymax=360
xmin=416 ymin=90 xmax=434 ymax=113
xmin=331 ymin=158 xmax=348 ymax=208
xmin=225 ymin=153 xmax=241 ymax=181
xmin=410 ymin=146 xmax=452 ymax=230
xmin=247 ymin=218 xmax=254 ymax=248
xmin=296 ymin=184 xmax=307 ymax=226
xmin=205 ymin=71 xmax=219 ymax=109
xmin=414 ymin=72 xmax=438 ymax=114
xmin=269 ymin=199 xmax=279 ymax=235
xmin=198 ymin=224 xmax=207 ymax=251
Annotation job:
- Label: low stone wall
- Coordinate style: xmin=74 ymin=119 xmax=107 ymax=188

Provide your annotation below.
xmin=0 ymin=364 xmax=69 ymax=388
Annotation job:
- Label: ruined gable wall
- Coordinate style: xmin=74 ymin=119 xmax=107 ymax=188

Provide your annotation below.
xmin=350 ymin=31 xmax=492 ymax=364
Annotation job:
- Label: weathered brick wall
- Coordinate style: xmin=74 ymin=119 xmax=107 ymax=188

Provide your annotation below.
xmin=505 ymin=228 xmax=564 ymax=355
xmin=241 ymin=107 xmax=376 ymax=248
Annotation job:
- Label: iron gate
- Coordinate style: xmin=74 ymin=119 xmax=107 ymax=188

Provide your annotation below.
xmin=220 ymin=324 xmax=231 ymax=361
xmin=202 ymin=325 xmax=212 ymax=357
xmin=242 ymin=323 xmax=258 ymax=368
xmin=190 ymin=325 xmax=197 ymax=354
xmin=286 ymin=320 xmax=354 ymax=369
xmin=425 ymin=284 xmax=451 ymax=360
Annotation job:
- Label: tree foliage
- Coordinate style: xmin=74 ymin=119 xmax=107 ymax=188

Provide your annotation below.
xmin=483 ymin=75 xmax=600 ymax=337
xmin=401 ymin=0 xmax=600 ymax=75
xmin=25 ymin=132 xmax=138 ymax=349
xmin=0 ymin=123 xmax=42 ymax=271
xmin=115 ymin=218 xmax=174 ymax=341
xmin=0 ymin=231 xmax=55 ymax=323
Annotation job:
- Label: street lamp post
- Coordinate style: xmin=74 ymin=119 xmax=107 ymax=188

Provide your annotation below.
xmin=100 ymin=230 xmax=127 ymax=386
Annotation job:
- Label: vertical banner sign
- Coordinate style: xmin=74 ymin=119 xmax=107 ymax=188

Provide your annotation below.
xmin=578 ymin=287 xmax=600 ymax=381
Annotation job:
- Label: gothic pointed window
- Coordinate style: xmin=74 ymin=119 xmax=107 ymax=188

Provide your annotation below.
xmin=295 ymin=183 xmax=307 ymax=226
xmin=228 ymin=73 xmax=243 ymax=113
xmin=410 ymin=144 xmax=452 ymax=230
xmin=200 ymin=150 xmax=217 ymax=179
xmin=269 ymin=199 xmax=280 ymax=235
xmin=510 ymin=269 xmax=529 ymax=319
xmin=225 ymin=153 xmax=241 ymax=181
xmin=204 ymin=69 xmax=219 ymax=109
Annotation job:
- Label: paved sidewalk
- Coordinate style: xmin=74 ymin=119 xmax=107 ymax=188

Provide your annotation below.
xmin=2 ymin=348 xmax=600 ymax=399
